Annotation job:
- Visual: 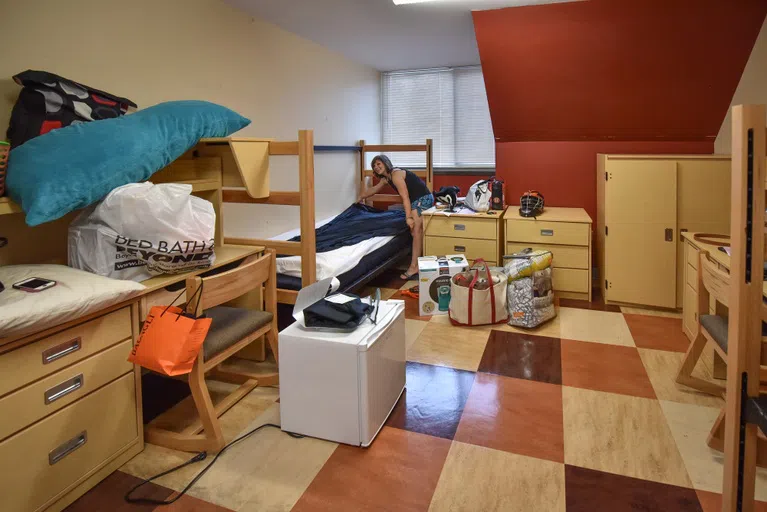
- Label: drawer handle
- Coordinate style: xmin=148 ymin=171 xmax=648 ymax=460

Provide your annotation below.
xmin=49 ymin=431 xmax=87 ymax=465
xmin=454 ymin=245 xmax=466 ymax=252
xmin=541 ymin=229 xmax=554 ymax=236
xmin=42 ymin=337 xmax=81 ymax=365
xmin=454 ymin=224 xmax=466 ymax=231
xmin=44 ymin=374 xmax=84 ymax=405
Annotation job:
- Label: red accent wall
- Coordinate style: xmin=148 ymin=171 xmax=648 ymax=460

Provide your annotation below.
xmin=472 ymin=0 xmax=766 ymax=219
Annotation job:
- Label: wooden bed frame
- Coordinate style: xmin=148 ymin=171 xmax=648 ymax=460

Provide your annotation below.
xmin=221 ymin=135 xmax=434 ymax=305
xmin=719 ymin=104 xmax=767 ymax=511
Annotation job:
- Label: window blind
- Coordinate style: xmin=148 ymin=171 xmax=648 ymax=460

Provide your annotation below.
xmin=381 ymin=66 xmax=495 ymax=168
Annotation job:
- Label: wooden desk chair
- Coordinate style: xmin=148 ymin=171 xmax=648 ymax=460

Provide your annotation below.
xmin=145 ymin=249 xmax=279 ymax=453
xmin=676 ymin=251 xmax=729 ymax=398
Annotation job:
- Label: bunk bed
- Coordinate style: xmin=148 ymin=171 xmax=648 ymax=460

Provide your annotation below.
xmin=223 ymin=137 xmax=434 ymax=307
xmin=721 ymin=104 xmax=767 ymax=512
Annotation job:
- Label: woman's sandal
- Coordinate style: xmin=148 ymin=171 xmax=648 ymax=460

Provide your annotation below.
xmin=400 ymin=271 xmax=418 ymax=281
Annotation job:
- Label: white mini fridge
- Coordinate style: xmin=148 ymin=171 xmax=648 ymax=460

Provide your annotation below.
xmin=279 ymin=299 xmax=406 ymax=446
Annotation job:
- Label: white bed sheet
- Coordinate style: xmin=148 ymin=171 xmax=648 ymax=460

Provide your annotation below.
xmin=271 ymin=214 xmax=395 ymax=281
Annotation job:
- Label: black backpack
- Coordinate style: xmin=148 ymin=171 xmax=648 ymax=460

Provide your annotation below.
xmin=7 ymin=70 xmax=136 ymax=149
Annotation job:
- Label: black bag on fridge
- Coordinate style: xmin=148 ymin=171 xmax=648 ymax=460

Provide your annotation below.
xmin=7 ymin=70 xmax=137 ymax=149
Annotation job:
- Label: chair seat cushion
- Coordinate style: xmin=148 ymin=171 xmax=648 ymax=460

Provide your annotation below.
xmin=203 ymin=306 xmax=273 ymax=360
xmin=700 ymin=315 xmax=729 ymax=353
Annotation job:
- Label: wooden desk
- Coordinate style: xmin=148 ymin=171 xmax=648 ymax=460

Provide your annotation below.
xmin=681 ymin=232 xmax=767 ymax=379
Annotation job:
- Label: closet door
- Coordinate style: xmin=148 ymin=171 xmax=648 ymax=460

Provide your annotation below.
xmin=605 ymin=160 xmax=678 ymax=308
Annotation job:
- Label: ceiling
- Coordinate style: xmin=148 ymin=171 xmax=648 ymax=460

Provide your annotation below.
xmin=226 ymin=0 xmax=577 ymax=71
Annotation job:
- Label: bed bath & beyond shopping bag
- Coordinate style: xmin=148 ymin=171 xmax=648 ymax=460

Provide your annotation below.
xmin=449 ymin=259 xmax=508 ymax=326
xmin=129 ymin=287 xmax=211 ymax=376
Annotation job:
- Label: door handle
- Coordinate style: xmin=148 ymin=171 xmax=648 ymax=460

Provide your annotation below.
xmin=665 ymin=228 xmax=674 ymax=242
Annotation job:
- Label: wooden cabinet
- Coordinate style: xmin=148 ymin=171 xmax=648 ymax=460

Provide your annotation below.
xmin=597 ymin=155 xmax=730 ymax=309
xmin=423 ymin=210 xmax=502 ymax=266
xmin=0 ymin=305 xmax=142 ymax=512
xmin=504 ymin=207 xmax=593 ymax=301
xmin=682 ymin=241 xmax=700 ymax=341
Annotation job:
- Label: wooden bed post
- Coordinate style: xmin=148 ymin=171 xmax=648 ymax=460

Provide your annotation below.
xmin=426 ymin=138 xmax=433 ymax=192
xmin=359 ymin=139 xmax=366 ymax=199
xmin=298 ymin=130 xmax=316 ymax=287
xmin=722 ymin=104 xmax=766 ymax=512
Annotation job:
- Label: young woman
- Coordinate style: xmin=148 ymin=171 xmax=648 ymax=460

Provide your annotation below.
xmin=358 ymin=155 xmax=433 ymax=280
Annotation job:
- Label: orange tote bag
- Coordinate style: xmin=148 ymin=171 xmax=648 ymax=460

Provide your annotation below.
xmin=129 ymin=287 xmax=212 ymax=376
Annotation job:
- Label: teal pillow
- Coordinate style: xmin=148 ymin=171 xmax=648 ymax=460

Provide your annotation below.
xmin=7 ymin=100 xmax=250 ymax=226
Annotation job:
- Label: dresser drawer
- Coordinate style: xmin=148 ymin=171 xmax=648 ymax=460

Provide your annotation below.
xmin=506 ymin=243 xmax=589 ymax=270
xmin=140 ymin=286 xmax=186 ymax=321
xmin=0 ymin=307 xmax=132 ymax=396
xmin=0 ymin=308 xmax=132 ymax=397
xmin=425 ymin=236 xmax=498 ymax=264
xmin=0 ymin=373 xmax=137 ymax=512
xmin=0 ymin=340 xmax=133 ymax=441
xmin=506 ymin=219 xmax=589 ymax=246
xmin=425 ymin=216 xmax=498 ymax=240
xmin=552 ymin=268 xmax=590 ymax=294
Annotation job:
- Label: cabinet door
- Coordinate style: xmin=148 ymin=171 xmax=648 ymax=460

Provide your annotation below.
xmin=605 ymin=160 xmax=678 ymax=308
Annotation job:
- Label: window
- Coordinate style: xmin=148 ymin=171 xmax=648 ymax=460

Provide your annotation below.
xmin=381 ymin=66 xmax=495 ymax=169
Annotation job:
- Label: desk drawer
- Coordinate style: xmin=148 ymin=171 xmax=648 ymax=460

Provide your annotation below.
xmin=506 ymin=243 xmax=588 ymax=270
xmin=686 ymin=263 xmax=698 ymax=292
xmin=426 ymin=216 xmax=497 ymax=240
xmin=140 ymin=286 xmax=186 ymax=321
xmin=686 ymin=242 xmax=700 ymax=269
xmin=0 ymin=373 xmax=137 ymax=512
xmin=552 ymin=268 xmax=590 ymax=294
xmin=0 ymin=308 xmax=132 ymax=397
xmin=424 ymin=236 xmax=497 ymax=263
xmin=506 ymin=220 xmax=589 ymax=246
xmin=0 ymin=340 xmax=133 ymax=441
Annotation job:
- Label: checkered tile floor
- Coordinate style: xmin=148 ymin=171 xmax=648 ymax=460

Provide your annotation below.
xmin=64 ymin=271 xmax=767 ymax=511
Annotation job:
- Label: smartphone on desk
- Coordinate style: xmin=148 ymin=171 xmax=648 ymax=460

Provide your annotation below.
xmin=13 ymin=277 xmax=57 ymax=293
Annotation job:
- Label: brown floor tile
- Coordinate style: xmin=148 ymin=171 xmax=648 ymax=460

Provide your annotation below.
xmin=430 ymin=442 xmax=566 ymax=511
xmin=160 ymin=494 xmax=235 ymax=511
xmin=624 ymin=313 xmax=690 ymax=352
xmin=387 ymin=361 xmax=475 ymax=440
xmin=696 ymin=490 xmax=767 ymax=512
xmin=561 ymin=339 xmax=656 ymax=399
xmin=64 ymin=470 xmax=173 ymax=512
xmin=392 ymin=290 xmax=432 ymax=321
xmin=455 ymin=373 xmax=564 ymax=463
xmin=293 ymin=426 xmax=451 ymax=512
xmin=565 ymin=465 xmax=702 ymax=511
xmin=559 ymin=290 xmax=621 ymax=313
xmin=478 ymin=330 xmax=562 ymax=385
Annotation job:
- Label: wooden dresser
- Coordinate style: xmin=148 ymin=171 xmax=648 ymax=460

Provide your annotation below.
xmin=504 ymin=206 xmax=593 ymax=301
xmin=0 ymin=304 xmax=143 ymax=512
xmin=422 ymin=209 xmax=503 ymax=266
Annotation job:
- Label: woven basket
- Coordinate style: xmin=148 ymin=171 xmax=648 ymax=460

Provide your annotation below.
xmin=0 ymin=141 xmax=8 ymax=197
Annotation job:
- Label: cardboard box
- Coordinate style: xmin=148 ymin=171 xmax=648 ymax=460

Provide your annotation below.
xmin=418 ymin=255 xmax=469 ymax=316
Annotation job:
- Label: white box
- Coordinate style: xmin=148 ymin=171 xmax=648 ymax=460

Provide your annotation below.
xmin=418 ymin=254 xmax=469 ymax=316
xmin=279 ymin=299 xmax=406 ymax=446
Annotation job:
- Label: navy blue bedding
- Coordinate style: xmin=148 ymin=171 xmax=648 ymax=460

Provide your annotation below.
xmin=288 ymin=203 xmax=408 ymax=252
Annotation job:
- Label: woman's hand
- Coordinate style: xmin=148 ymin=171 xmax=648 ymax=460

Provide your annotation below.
xmin=406 ymin=217 xmax=415 ymax=229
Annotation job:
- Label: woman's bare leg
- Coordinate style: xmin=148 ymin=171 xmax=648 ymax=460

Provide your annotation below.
xmin=404 ymin=212 xmax=423 ymax=278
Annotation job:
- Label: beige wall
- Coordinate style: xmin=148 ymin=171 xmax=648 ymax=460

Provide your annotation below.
xmin=715 ymin=16 xmax=767 ymax=154
xmin=0 ymin=0 xmax=380 ymax=237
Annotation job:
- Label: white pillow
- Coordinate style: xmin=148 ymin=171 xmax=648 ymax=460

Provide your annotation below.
xmin=0 ymin=264 xmax=145 ymax=338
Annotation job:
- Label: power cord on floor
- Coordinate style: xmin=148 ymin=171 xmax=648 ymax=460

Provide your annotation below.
xmin=124 ymin=423 xmax=304 ymax=506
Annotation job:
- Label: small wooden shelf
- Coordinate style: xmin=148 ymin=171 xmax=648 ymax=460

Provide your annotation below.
xmin=0 ymin=197 xmax=21 ymax=215
xmin=183 ymin=179 xmax=221 ymax=192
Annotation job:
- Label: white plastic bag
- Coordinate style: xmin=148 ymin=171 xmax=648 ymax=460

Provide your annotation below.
xmin=464 ymin=179 xmax=492 ymax=212
xmin=68 ymin=182 xmax=216 ymax=281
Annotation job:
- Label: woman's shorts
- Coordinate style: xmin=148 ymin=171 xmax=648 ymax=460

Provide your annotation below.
xmin=411 ymin=194 xmax=434 ymax=216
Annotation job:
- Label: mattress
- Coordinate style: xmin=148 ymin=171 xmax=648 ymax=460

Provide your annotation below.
xmin=277 ymin=231 xmax=412 ymax=291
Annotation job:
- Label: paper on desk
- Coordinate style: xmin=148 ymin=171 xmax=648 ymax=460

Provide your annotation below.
xmin=292 ymin=277 xmax=335 ymax=327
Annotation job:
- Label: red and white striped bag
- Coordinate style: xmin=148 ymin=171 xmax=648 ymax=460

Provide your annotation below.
xmin=449 ymin=260 xmax=508 ymax=326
